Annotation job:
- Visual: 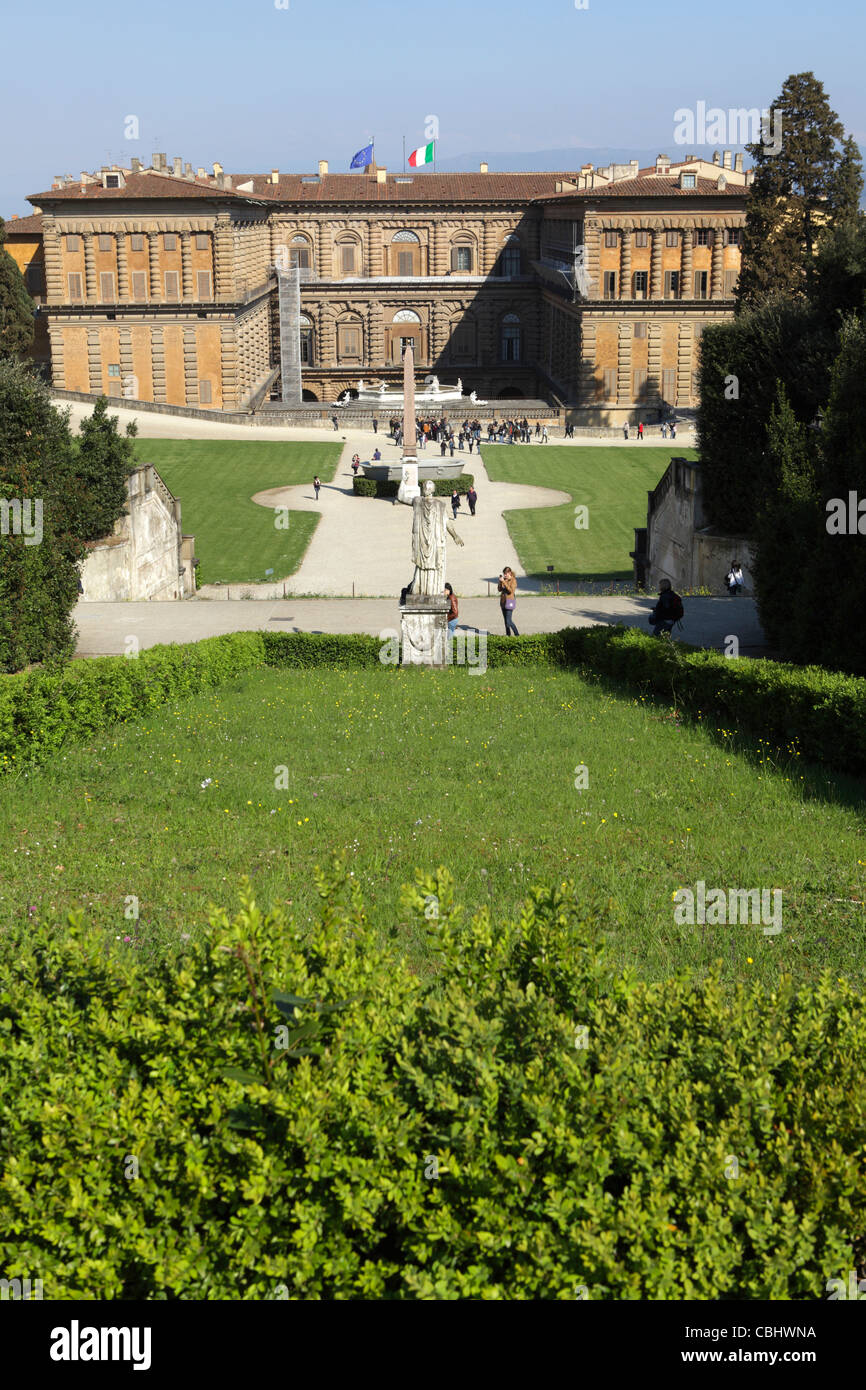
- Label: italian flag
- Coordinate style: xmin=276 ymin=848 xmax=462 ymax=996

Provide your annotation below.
xmin=408 ymin=141 xmax=435 ymax=168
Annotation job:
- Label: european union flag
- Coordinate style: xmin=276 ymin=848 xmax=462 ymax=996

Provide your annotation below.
xmin=350 ymin=141 xmax=374 ymax=170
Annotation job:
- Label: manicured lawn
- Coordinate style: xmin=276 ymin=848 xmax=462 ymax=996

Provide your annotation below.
xmin=2 ymin=664 xmax=863 ymax=991
xmin=483 ymin=444 xmax=698 ymax=582
xmin=136 ymin=440 xmax=342 ymax=585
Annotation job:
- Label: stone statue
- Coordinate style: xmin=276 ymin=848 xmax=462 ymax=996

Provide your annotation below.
xmin=410 ymin=480 xmax=464 ymax=594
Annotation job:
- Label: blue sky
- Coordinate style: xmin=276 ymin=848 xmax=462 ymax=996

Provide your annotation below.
xmin=2 ymin=0 xmax=864 ymax=214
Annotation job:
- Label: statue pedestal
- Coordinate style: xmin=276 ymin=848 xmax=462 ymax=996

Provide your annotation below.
xmin=400 ymin=594 xmax=450 ymax=667
xmin=397 ymin=459 xmax=420 ymax=505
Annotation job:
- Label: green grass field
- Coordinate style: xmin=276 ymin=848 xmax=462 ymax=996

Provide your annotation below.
xmin=135 ymin=440 xmax=342 ymax=585
xmin=483 ymin=444 xmax=698 ymax=582
xmin=2 ymin=664 xmax=863 ymax=990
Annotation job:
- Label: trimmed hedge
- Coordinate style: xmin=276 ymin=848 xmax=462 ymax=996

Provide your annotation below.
xmin=1 ymin=864 xmax=864 ymax=1298
xmin=1 ymin=625 xmax=864 ymax=776
xmin=353 ymin=473 xmax=474 ymax=499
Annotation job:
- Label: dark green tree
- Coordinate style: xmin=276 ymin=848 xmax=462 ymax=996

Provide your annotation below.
xmin=0 ymin=369 xmax=135 ymax=673
xmin=0 ymin=218 xmax=35 ymax=361
xmin=736 ymin=72 xmax=863 ymax=309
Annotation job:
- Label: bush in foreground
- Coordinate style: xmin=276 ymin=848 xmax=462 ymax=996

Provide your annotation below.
xmin=0 ymin=864 xmax=863 ymax=1299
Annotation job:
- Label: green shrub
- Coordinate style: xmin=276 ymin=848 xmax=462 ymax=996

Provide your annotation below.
xmin=261 ymin=631 xmax=382 ymax=669
xmin=352 ymin=474 xmax=474 ymax=499
xmin=1 ymin=863 xmax=863 ymax=1299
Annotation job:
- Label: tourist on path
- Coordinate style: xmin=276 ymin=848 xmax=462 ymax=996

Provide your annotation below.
xmin=542 ymin=424 xmax=549 ymax=443
xmin=649 ymin=578 xmax=683 ymax=637
xmin=637 ymin=421 xmax=644 ymax=440
xmin=623 ymin=421 xmax=629 ymax=440
xmin=498 ymin=567 xmax=519 ymax=636
xmin=332 ymin=415 xmax=339 ymax=431
xmin=467 ymin=485 xmax=477 ymax=517
xmin=661 ymin=421 xmax=668 ymax=439
xmin=449 ymin=436 xmax=455 ymax=457
xmin=670 ymin=421 xmax=677 ymax=440
xmin=351 ymin=454 xmax=361 ymax=475
xmin=372 ymin=418 xmax=378 ymax=434
xmin=313 ymin=475 xmax=321 ymax=500
xmin=451 ymin=489 xmax=461 ymax=520
xmin=445 ymin=583 xmax=459 ymax=636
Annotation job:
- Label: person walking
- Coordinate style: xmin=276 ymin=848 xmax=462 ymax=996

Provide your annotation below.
xmin=498 ymin=567 xmax=519 ymax=636
xmin=467 ymin=485 xmax=477 ymax=517
xmin=440 ymin=437 xmax=448 ymax=457
xmin=623 ymin=421 xmax=630 ymax=440
xmin=372 ymin=417 xmax=378 ymax=434
xmin=637 ymin=421 xmax=644 ymax=441
xmin=732 ymin=563 xmax=744 ymax=594
xmin=313 ymin=475 xmax=321 ymax=500
xmin=445 ymin=582 xmax=459 ymax=636
xmin=649 ymin=578 xmax=684 ymax=637
xmin=660 ymin=421 xmax=668 ymax=439
xmin=449 ymin=435 xmax=456 ymax=457
xmin=542 ymin=424 xmax=549 ymax=443
xmin=351 ymin=454 xmax=361 ymax=475
xmin=670 ymin=420 xmax=677 ymax=440
xmin=451 ymin=489 xmax=461 ymax=520
xmin=332 ymin=415 xmax=339 ymax=431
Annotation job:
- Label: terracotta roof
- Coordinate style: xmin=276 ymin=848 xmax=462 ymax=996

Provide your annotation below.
xmin=227 ymin=171 xmax=583 ymax=202
xmin=3 ymin=213 xmax=43 ymax=234
xmin=29 ymin=171 xmax=250 ymax=203
xmin=538 ymin=175 xmax=746 ymax=201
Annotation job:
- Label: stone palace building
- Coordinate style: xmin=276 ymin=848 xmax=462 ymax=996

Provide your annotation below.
xmin=9 ymin=150 xmax=750 ymax=422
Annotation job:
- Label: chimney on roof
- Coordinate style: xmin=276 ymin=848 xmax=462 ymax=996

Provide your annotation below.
xmin=197 ymin=166 xmax=207 ymax=178
xmin=80 ymin=171 xmax=93 ymax=185
xmin=184 ymin=161 xmax=193 ymax=176
xmin=629 ymin=159 xmax=639 ymax=176
xmin=215 ymin=172 xmax=225 ymax=189
xmin=318 ymin=160 xmax=328 ymax=176
xmin=376 ymin=167 xmax=387 ymax=184
xmin=582 ymin=163 xmax=593 ymax=171
xmin=131 ymin=157 xmax=141 ymax=173
xmin=153 ymin=153 xmax=166 ymax=171
xmin=172 ymin=156 xmax=182 ymax=176
xmin=213 ymin=161 xmax=223 ymax=176
xmin=271 ymin=168 xmax=280 ymax=184
xmin=224 ymin=174 xmax=232 ymax=189
xmin=480 ymin=161 xmax=489 ymax=173
xmin=655 ymin=154 xmax=671 ymax=174
xmin=722 ymin=150 xmax=732 ymax=170
xmin=734 ymin=153 xmax=743 ymax=173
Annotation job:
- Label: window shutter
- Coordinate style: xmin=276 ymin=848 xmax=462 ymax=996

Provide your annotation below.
xmin=164 ymin=270 xmax=180 ymax=300
xmin=68 ymin=272 xmax=83 ymax=300
xmin=131 ymin=271 xmax=146 ymax=300
xmin=196 ymin=270 xmax=211 ymax=299
xmin=199 ymin=380 xmax=212 ymax=404
xmin=100 ymin=271 xmax=115 ymax=301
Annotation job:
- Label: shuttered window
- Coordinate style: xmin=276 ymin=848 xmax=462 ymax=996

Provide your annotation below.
xmin=199 ymin=380 xmax=212 ymax=404
xmin=67 ymin=272 xmax=83 ymax=300
xmin=131 ymin=271 xmax=147 ymax=300
xmin=99 ymin=271 xmax=115 ymax=301
xmin=164 ymin=270 xmax=180 ymax=300
xmin=603 ymin=367 xmax=617 ymax=397
xmin=196 ymin=270 xmax=212 ymax=299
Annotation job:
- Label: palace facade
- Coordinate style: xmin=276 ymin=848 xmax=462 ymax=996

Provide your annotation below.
xmin=16 ymin=150 xmax=750 ymax=420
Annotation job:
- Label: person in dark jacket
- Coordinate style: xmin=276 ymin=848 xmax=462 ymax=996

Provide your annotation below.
xmin=649 ymin=578 xmax=683 ymax=637
xmin=445 ymin=582 xmax=459 ymax=635
xmin=467 ymin=486 xmax=477 ymax=516
xmin=451 ymin=489 xmax=461 ymax=519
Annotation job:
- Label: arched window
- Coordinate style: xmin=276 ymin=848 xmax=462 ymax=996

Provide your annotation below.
xmin=500 ymin=236 xmax=522 ymax=278
xmin=299 ymin=313 xmax=314 ymax=365
xmin=336 ymin=314 xmax=363 ymax=363
xmin=391 ymin=230 xmax=422 ymax=277
xmin=501 ymin=313 xmax=521 ymax=362
xmin=291 ymin=234 xmax=312 ymax=271
xmin=392 ymin=309 xmax=422 ymax=324
xmin=389 ymin=308 xmax=423 ymax=363
xmin=450 ymin=235 xmax=475 ymax=274
xmin=336 ymin=236 xmax=361 ymax=277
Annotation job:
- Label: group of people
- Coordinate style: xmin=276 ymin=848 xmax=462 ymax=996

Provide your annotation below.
xmin=624 ymin=419 xmax=678 ymax=441
xmin=725 ymin=562 xmax=745 ymax=596
xmin=486 ymin=418 xmax=549 ymax=444
xmin=410 ymin=567 xmax=520 ymax=639
xmin=450 ymin=487 xmax=478 ymax=518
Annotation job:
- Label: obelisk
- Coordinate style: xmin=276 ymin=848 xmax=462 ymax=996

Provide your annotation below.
xmin=397 ymin=341 xmax=421 ymax=504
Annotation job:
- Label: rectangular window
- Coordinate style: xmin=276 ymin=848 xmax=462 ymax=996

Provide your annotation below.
xmin=603 ymin=270 xmax=616 ymax=299
xmin=682 ymin=172 xmax=696 ymax=188
xmin=452 ymin=246 xmax=473 ymax=272
xmin=25 ymin=263 xmax=45 ymax=295
xmin=196 ymin=270 xmax=212 ymax=299
xmin=694 ymin=229 xmax=712 ymax=246
xmin=666 ymin=229 xmax=679 ymax=247
xmin=633 ymin=270 xmax=648 ymax=298
xmin=199 ymin=380 xmax=212 ymax=404
xmin=398 ymin=251 xmax=415 ymax=277
xmin=451 ymin=324 xmax=475 ymax=358
xmin=603 ymin=367 xmax=617 ymax=398
xmin=99 ymin=271 xmax=115 ymax=301
xmin=633 ymin=368 xmax=648 ymax=396
xmin=341 ymin=245 xmax=356 ymax=274
xmin=724 ymin=268 xmax=738 ymax=295
xmin=634 ymin=322 xmax=647 ymax=339
xmin=604 ymin=230 xmax=618 ymax=248
xmin=662 ymin=368 xmax=676 ymax=402
xmin=66 ymin=235 xmax=80 ymax=252
xmin=339 ymin=326 xmax=361 ymax=359
xmin=130 ymin=234 xmax=144 ymax=251
xmin=290 ymin=247 xmax=311 ymax=269
xmin=131 ymin=271 xmax=147 ymax=300
xmin=664 ymin=270 xmax=680 ymax=298
xmin=98 ymin=234 xmax=112 ymax=252
xmin=107 ymin=363 xmax=121 ymax=377
xmin=694 ymin=270 xmax=708 ymax=299
xmin=728 ymin=228 xmax=743 ymax=248
xmin=195 ymin=233 xmax=209 ymax=250
xmin=67 ymin=271 xmax=83 ymax=300
xmin=164 ymin=270 xmax=180 ymax=300
xmin=634 ymin=230 xmax=648 ymax=248
xmin=164 ymin=233 xmax=177 ymax=251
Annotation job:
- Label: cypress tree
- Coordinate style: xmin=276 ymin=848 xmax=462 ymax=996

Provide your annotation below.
xmin=0 ymin=217 xmax=35 ymax=361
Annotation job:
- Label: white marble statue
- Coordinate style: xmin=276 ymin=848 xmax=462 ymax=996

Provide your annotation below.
xmin=410 ymin=480 xmax=464 ymax=594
